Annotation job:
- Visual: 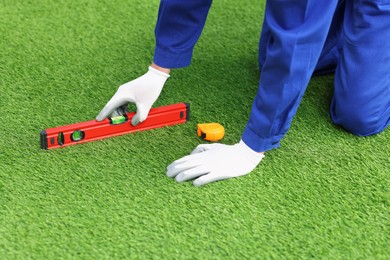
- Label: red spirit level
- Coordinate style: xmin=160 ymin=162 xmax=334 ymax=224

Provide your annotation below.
xmin=40 ymin=102 xmax=190 ymax=150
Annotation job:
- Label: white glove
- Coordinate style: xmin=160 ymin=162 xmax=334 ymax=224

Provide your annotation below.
xmin=167 ymin=140 xmax=265 ymax=187
xmin=96 ymin=66 xmax=170 ymax=125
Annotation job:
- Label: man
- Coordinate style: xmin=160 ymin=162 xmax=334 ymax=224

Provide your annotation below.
xmin=96 ymin=0 xmax=390 ymax=186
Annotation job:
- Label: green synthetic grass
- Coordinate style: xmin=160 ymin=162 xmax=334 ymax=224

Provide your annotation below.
xmin=1 ymin=0 xmax=389 ymax=258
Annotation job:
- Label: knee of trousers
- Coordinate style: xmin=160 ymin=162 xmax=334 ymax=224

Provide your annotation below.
xmin=331 ymin=100 xmax=387 ymax=136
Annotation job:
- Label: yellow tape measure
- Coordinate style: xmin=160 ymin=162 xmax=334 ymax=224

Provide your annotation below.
xmin=197 ymin=123 xmax=225 ymax=142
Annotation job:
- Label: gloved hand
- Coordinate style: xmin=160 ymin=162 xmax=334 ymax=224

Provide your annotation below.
xmin=96 ymin=66 xmax=170 ymax=125
xmin=167 ymin=140 xmax=265 ymax=186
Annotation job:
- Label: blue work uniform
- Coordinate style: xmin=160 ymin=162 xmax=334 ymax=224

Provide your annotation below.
xmin=154 ymin=0 xmax=390 ymax=152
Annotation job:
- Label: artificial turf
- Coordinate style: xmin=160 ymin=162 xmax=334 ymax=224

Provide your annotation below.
xmin=0 ymin=0 xmax=389 ymax=258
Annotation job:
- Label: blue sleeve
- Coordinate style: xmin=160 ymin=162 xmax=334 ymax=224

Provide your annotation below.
xmin=153 ymin=0 xmax=213 ymax=68
xmin=242 ymin=0 xmax=339 ymax=152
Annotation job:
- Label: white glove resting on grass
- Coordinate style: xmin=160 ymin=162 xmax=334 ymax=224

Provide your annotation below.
xmin=167 ymin=140 xmax=265 ymax=186
xmin=96 ymin=66 xmax=170 ymax=125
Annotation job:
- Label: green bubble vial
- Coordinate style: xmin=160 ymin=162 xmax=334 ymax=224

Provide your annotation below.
xmin=111 ymin=116 xmax=126 ymax=125
xmin=71 ymin=130 xmax=85 ymax=142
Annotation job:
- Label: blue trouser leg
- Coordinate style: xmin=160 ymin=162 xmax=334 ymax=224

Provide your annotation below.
xmin=258 ymin=17 xmax=270 ymax=69
xmin=259 ymin=1 xmax=345 ymax=75
xmin=242 ymin=0 xmax=339 ymax=151
xmin=331 ymin=0 xmax=390 ymax=136
xmin=314 ymin=0 xmax=345 ymax=75
xmin=154 ymin=0 xmax=212 ymax=68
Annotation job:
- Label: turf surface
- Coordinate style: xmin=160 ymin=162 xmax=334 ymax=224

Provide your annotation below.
xmin=1 ymin=0 xmax=389 ymax=258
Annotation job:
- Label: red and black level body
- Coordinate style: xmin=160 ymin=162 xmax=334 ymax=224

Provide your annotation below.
xmin=40 ymin=102 xmax=190 ymax=150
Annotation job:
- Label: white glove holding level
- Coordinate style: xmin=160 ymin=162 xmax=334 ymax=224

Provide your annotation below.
xmin=96 ymin=66 xmax=170 ymax=125
xmin=167 ymin=140 xmax=265 ymax=186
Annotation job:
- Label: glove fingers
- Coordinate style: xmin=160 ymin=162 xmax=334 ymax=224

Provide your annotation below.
xmin=191 ymin=143 xmax=227 ymax=154
xmin=96 ymin=97 xmax=130 ymax=121
xmin=191 ymin=144 xmax=212 ymax=154
xmin=109 ymin=110 xmax=121 ymax=118
xmin=117 ymin=105 xmax=129 ymax=115
xmin=109 ymin=105 xmax=128 ymax=118
xmin=96 ymin=103 xmax=115 ymax=121
xmin=131 ymin=103 xmax=151 ymax=126
xmin=166 ymin=157 xmax=205 ymax=178
xmin=167 ymin=152 xmax=208 ymax=168
xmin=193 ymin=172 xmax=228 ymax=187
xmin=175 ymin=166 xmax=209 ymax=183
